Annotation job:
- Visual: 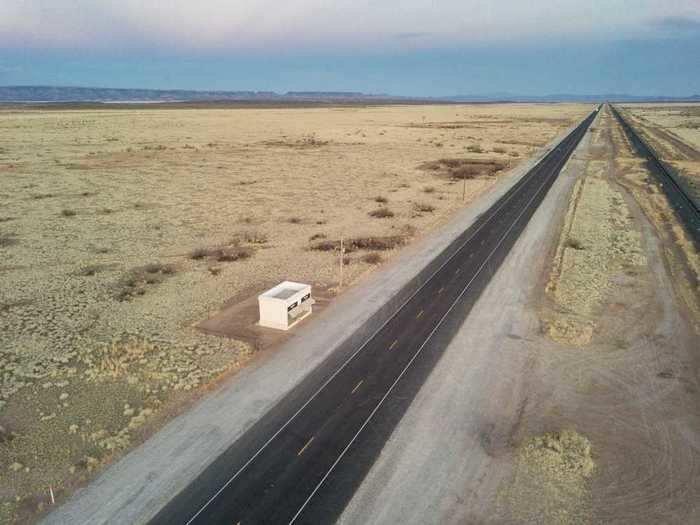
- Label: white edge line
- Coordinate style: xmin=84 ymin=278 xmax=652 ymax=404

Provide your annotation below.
xmin=287 ymin=115 xmax=589 ymax=524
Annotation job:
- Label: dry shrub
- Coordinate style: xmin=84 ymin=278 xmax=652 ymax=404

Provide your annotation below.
xmin=189 ymin=247 xmax=212 ymax=260
xmin=520 ymin=429 xmax=595 ymax=477
xmin=467 ymin=144 xmax=484 ymax=153
xmin=60 ymin=208 xmax=77 ymax=217
xmin=566 ymin=238 xmax=584 ymax=250
xmin=310 ymin=235 xmax=406 ymax=253
xmin=351 ymin=235 xmax=405 ymax=250
xmin=423 ymin=186 xmax=435 ymax=193
xmin=214 ymin=246 xmax=252 ymax=262
xmin=413 ymin=202 xmax=436 ymax=213
xmin=309 ymin=233 xmax=326 ymax=241
xmin=288 ymin=217 xmax=302 ymax=224
xmin=0 ymin=232 xmax=18 ymax=248
xmin=361 ymin=252 xmax=383 ymax=264
xmin=77 ymin=264 xmax=110 ymax=277
xmin=115 ymin=263 xmax=175 ymax=301
xmin=310 ymin=240 xmax=338 ymax=252
xmin=368 ymin=208 xmax=395 ymax=219
xmin=88 ymin=337 xmax=158 ymax=380
xmin=374 ymin=196 xmax=389 ymax=203
xmin=420 ymin=158 xmax=507 ymax=180
xmin=240 ymin=229 xmax=268 ymax=244
xmin=492 ymin=146 xmax=507 ymax=154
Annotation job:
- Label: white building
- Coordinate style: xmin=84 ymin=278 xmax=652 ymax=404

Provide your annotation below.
xmin=258 ymin=281 xmax=313 ymax=330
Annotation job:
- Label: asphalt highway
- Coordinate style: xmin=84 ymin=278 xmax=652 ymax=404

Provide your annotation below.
xmin=151 ymin=108 xmax=598 ymax=525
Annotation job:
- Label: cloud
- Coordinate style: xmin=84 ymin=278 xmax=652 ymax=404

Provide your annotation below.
xmin=394 ymin=32 xmax=436 ymax=40
xmin=652 ymin=16 xmax=700 ymax=33
xmin=1 ymin=1 xmax=700 ymax=52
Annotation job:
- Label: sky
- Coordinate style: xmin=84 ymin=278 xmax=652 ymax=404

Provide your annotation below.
xmin=1 ymin=1 xmax=699 ymax=96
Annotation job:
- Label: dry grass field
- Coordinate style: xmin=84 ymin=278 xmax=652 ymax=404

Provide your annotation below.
xmin=0 ymin=102 xmax=589 ymax=522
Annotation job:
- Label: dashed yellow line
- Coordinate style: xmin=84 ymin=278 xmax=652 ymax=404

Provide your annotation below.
xmin=298 ymin=436 xmax=315 ymax=456
xmin=352 ymin=380 xmax=364 ymax=394
xmin=389 ymin=339 xmax=398 ymax=350
xmin=416 ymin=309 xmax=424 ymax=319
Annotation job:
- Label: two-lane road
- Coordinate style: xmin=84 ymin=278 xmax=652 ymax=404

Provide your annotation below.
xmin=152 ymin=108 xmax=598 ymax=525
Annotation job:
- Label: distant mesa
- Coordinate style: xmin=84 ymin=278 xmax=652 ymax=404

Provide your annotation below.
xmin=0 ymin=85 xmax=698 ymax=104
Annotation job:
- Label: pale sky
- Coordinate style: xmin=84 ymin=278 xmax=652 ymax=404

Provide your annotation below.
xmin=1 ymin=1 xmax=698 ymax=95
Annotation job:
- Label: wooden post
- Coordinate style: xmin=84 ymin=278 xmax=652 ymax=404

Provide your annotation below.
xmin=462 ymin=173 xmax=466 ymax=201
xmin=49 ymin=486 xmax=55 ymax=505
xmin=339 ymin=237 xmax=344 ymax=288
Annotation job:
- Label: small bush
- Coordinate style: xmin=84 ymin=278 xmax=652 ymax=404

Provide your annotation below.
xmin=368 ymin=208 xmax=395 ymax=219
xmin=350 ymin=235 xmax=405 ymax=250
xmin=451 ymin=166 xmax=481 ymax=179
xmin=467 ymin=144 xmax=484 ymax=153
xmin=492 ymin=146 xmax=507 ymax=154
xmin=374 ymin=196 xmax=388 ymax=204
xmin=77 ymin=264 xmax=108 ymax=277
xmin=115 ymin=263 xmax=176 ymax=301
xmin=413 ymin=202 xmax=436 ymax=213
xmin=240 ymin=230 xmax=268 ymax=244
xmin=309 ymin=233 xmax=326 ymax=241
xmin=362 ymin=252 xmax=383 ymax=264
xmin=214 ymin=246 xmax=252 ymax=262
xmin=310 ymin=240 xmax=339 ymax=252
xmin=310 ymin=235 xmax=406 ymax=253
xmin=60 ymin=209 xmax=77 ymax=217
xmin=566 ymin=238 xmax=584 ymax=250
xmin=0 ymin=233 xmax=18 ymax=248
xmin=288 ymin=217 xmax=302 ymax=224
xmin=423 ymin=186 xmax=435 ymax=193
xmin=189 ymin=247 xmax=212 ymax=260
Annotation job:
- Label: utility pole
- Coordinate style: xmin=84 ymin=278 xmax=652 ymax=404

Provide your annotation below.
xmin=339 ymin=237 xmax=344 ymax=289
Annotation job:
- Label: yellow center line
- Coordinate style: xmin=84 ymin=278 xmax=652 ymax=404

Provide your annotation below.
xmin=416 ymin=309 xmax=424 ymax=319
xmin=298 ymin=436 xmax=315 ymax=456
xmin=351 ymin=380 xmax=364 ymax=394
xmin=389 ymin=339 xmax=398 ymax=350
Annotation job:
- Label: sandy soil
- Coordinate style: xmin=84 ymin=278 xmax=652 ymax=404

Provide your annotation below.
xmin=340 ymin=107 xmax=700 ymax=524
xmin=619 ymin=103 xmax=700 ymax=202
xmin=0 ymin=103 xmax=588 ymax=523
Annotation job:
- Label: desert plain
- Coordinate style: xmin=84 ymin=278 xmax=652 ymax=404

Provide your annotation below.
xmin=0 ymin=102 xmax=589 ymax=522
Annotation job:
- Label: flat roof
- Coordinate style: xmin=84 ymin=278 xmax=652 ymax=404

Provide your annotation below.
xmin=271 ymin=288 xmax=299 ymax=300
xmin=260 ymin=281 xmax=310 ymax=301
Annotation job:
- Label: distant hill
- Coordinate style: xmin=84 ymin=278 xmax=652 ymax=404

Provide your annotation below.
xmin=439 ymin=93 xmax=700 ymax=103
xmin=0 ymin=85 xmax=698 ymax=104
xmin=0 ymin=86 xmax=399 ymax=103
